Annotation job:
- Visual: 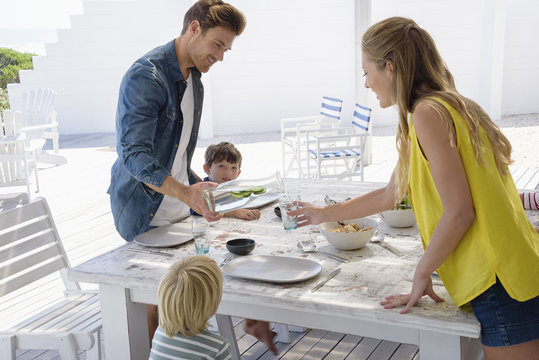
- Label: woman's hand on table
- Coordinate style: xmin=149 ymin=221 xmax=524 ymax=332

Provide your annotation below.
xmin=380 ymin=273 xmax=444 ymax=314
xmin=288 ymin=201 xmax=326 ymax=227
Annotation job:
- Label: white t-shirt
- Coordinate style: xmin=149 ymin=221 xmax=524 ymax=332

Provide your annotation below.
xmin=150 ymin=75 xmax=194 ymax=226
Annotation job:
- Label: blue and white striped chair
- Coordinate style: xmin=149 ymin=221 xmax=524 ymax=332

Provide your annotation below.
xmin=280 ymin=96 xmax=343 ymax=178
xmin=306 ymin=103 xmax=372 ymax=181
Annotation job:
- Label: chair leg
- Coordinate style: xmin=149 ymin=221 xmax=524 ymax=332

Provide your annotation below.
xmin=55 ymin=333 xmax=79 ymax=360
xmin=0 ymin=335 xmax=16 ymax=360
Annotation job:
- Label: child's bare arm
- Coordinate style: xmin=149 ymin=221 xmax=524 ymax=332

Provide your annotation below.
xmin=225 ymin=208 xmax=261 ymax=220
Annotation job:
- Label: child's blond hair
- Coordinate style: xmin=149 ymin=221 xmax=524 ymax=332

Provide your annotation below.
xmin=158 ymin=255 xmax=223 ymax=337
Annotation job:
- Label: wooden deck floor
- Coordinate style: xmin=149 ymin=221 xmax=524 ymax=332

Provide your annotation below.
xmin=1 ymin=133 xmax=424 ymax=359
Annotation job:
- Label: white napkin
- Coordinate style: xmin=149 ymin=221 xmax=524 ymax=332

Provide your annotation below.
xmin=520 ymin=191 xmax=539 ymax=210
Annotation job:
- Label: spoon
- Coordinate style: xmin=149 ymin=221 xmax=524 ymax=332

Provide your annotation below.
xmin=370 ymin=233 xmax=403 ymax=257
xmin=297 ymin=240 xmax=349 ymax=263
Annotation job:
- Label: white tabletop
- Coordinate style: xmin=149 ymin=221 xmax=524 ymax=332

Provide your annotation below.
xmin=70 ymin=180 xmax=486 ymax=336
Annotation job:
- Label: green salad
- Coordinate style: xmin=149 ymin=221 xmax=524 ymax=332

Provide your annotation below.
xmin=230 ymin=186 xmax=266 ymax=199
xmin=396 ymin=196 xmax=412 ymax=210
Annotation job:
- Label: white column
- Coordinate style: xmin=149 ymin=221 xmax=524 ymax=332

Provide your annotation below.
xmin=478 ymin=0 xmax=506 ymax=121
xmin=199 ymin=75 xmax=215 ymax=140
xmin=355 ymin=0 xmax=372 ymax=164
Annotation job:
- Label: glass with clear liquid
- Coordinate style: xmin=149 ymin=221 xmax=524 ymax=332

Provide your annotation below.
xmin=203 ymin=171 xmax=285 ymax=213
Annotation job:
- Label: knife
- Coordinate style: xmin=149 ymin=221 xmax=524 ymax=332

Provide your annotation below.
xmin=126 ymin=248 xmax=174 ymax=257
xmin=320 ymin=250 xmax=349 ymax=263
xmin=311 ymin=268 xmax=341 ymax=292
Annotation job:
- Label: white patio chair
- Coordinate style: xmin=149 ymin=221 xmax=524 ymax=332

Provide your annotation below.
xmin=0 ymin=197 xmax=102 ymax=360
xmin=21 ymin=88 xmax=67 ymax=166
xmin=281 ymin=96 xmax=343 ymax=178
xmin=306 ymin=103 xmax=372 ymax=181
xmin=0 ymin=109 xmax=38 ymax=195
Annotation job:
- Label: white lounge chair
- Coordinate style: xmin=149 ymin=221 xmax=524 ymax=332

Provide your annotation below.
xmin=0 ymin=197 xmax=102 ymax=359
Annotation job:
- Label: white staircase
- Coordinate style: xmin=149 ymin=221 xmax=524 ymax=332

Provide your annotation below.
xmin=7 ymin=0 xmax=191 ymax=134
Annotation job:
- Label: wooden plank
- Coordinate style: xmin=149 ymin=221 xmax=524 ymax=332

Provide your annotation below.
xmin=0 ymin=231 xmax=58 ymax=264
xmin=280 ymin=329 xmax=327 ymax=360
xmin=325 ymin=334 xmax=364 ymax=360
xmin=303 ymin=331 xmax=346 ymax=359
xmin=0 ymin=257 xmax=65 ymax=297
xmin=390 ymin=343 xmax=419 ymax=360
xmin=0 ymin=245 xmax=61 ymax=282
xmin=346 ymin=337 xmax=381 ymax=359
xmin=0 ymin=200 xmax=47 ymax=230
xmin=368 ymin=340 xmax=400 ymax=360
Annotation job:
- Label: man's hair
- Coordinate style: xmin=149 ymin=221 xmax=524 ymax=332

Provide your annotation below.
xmin=181 ymin=0 xmax=246 ymax=36
xmin=204 ymin=142 xmax=242 ymax=168
xmin=158 ymin=255 xmax=223 ymax=337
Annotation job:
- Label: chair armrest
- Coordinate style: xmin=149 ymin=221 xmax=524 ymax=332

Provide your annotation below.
xmin=0 ymin=134 xmax=26 ymax=145
xmin=22 ymin=123 xmax=58 ymax=132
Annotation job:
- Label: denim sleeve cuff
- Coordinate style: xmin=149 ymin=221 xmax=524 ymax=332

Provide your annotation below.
xmin=140 ymin=167 xmax=170 ymax=201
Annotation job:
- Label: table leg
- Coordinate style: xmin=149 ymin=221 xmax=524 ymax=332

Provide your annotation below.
xmin=215 ymin=314 xmax=240 ymax=360
xmin=99 ymin=284 xmax=150 ymax=360
xmin=420 ymin=330 xmax=482 ymax=360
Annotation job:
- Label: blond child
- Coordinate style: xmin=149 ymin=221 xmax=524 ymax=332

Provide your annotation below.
xmin=149 ymin=256 xmax=230 ymax=360
xmin=202 ymin=142 xmax=261 ymax=220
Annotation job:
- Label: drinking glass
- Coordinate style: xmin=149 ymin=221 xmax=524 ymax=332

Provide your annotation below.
xmin=279 ymin=194 xmax=300 ymax=230
xmin=191 ymin=218 xmax=210 ymax=254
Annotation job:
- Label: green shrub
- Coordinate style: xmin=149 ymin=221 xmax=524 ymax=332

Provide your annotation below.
xmin=0 ymin=48 xmax=36 ymax=113
xmin=0 ymin=88 xmax=8 ymax=114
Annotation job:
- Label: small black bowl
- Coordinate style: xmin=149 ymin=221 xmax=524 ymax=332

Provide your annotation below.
xmin=274 ymin=206 xmax=282 ymax=218
xmin=226 ymin=238 xmax=256 ymax=255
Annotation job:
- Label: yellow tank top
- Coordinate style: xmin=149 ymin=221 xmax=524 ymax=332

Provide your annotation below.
xmin=408 ymin=98 xmax=539 ymax=307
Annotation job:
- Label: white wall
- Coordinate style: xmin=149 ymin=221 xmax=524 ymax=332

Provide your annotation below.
xmin=7 ymin=0 xmax=539 ymax=135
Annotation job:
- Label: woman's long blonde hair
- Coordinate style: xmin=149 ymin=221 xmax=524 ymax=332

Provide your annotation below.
xmin=158 ymin=255 xmax=223 ymax=337
xmin=362 ymin=17 xmax=512 ymax=203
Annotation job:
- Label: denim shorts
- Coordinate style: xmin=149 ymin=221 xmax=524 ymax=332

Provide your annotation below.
xmin=470 ymin=278 xmax=539 ymax=347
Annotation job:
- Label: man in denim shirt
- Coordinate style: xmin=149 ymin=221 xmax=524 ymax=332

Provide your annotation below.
xmin=108 ymin=1 xmax=278 ymax=354
xmin=109 ymin=0 xmax=246 ymax=242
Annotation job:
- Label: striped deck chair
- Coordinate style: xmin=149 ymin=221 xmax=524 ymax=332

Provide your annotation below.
xmin=280 ymin=96 xmax=343 ymax=178
xmin=306 ymin=103 xmax=372 ymax=181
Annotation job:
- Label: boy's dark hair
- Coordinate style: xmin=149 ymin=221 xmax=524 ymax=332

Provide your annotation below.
xmin=181 ymin=0 xmax=246 ymax=36
xmin=204 ymin=142 xmax=242 ymax=168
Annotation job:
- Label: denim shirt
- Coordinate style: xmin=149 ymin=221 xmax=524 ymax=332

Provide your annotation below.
xmin=108 ymin=40 xmax=203 ymax=241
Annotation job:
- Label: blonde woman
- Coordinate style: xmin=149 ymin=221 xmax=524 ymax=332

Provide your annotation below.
xmin=150 ymin=255 xmax=230 ymax=360
xmin=290 ymin=17 xmax=538 ymax=359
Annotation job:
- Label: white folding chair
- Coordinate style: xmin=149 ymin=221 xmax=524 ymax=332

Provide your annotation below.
xmin=306 ymin=103 xmax=372 ymax=181
xmin=0 ymin=109 xmax=38 ymax=195
xmin=281 ymin=96 xmax=343 ymax=178
xmin=0 ymin=197 xmax=102 ymax=360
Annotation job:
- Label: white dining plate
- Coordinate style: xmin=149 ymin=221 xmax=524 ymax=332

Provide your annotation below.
xmin=134 ymin=222 xmax=193 ymax=248
xmin=216 ymin=192 xmax=280 ymax=212
xmin=222 ymin=255 xmax=322 ymax=283
xmin=242 ymin=192 xmax=281 ymax=209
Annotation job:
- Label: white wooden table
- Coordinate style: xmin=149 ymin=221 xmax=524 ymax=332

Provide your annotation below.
xmin=69 ymin=180 xmax=485 ymax=360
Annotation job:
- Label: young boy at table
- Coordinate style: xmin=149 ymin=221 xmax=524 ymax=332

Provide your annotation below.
xmin=199 ymin=141 xmax=261 ymax=220
xmin=150 ymin=255 xmax=231 ymax=360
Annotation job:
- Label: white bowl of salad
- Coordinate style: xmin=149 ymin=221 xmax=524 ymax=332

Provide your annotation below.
xmin=380 ymin=197 xmax=416 ymax=228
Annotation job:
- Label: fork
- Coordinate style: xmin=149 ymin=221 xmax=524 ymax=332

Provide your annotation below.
xmin=220 ymin=253 xmax=233 ymax=267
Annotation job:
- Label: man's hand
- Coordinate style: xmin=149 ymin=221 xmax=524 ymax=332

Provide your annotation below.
xmin=182 ymin=181 xmax=222 ymax=222
xmin=146 ymin=176 xmax=222 ymax=222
